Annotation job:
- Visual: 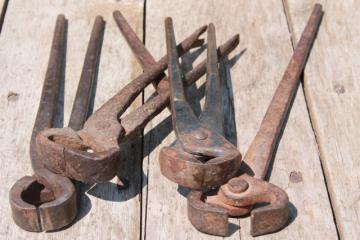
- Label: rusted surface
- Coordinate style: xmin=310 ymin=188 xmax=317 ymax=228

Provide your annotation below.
xmin=68 ymin=16 xmax=105 ymax=131
xmin=187 ymin=191 xmax=229 ymax=236
xmin=36 ymin=15 xmax=205 ymax=183
xmin=114 ymin=10 xmax=239 ymax=139
xmin=9 ymin=15 xmax=76 ymax=232
xmin=9 ymin=15 xmax=105 ymax=232
xmin=187 ymin=4 xmax=323 ymax=237
xmin=113 ymin=10 xmax=204 ymax=93
xmin=36 ymin=12 xmax=239 ymax=184
xmin=159 ymin=19 xmax=241 ymax=190
xmin=120 ymin=33 xmax=240 ymax=139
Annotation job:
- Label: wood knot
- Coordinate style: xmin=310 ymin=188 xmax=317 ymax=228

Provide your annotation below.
xmin=7 ymin=91 xmax=19 ymax=101
xmin=289 ymin=171 xmax=303 ymax=183
xmin=333 ymin=84 xmax=345 ymax=95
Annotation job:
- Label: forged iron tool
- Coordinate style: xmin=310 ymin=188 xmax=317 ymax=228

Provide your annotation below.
xmin=113 ymin=10 xmax=239 ymax=144
xmin=9 ymin=15 xmax=104 ymax=231
xmin=36 ymin=17 xmax=207 ymax=183
xmin=159 ymin=19 xmax=242 ymax=190
xmin=187 ymin=4 xmax=323 ymax=237
xmin=36 ymin=12 xmax=239 ymax=184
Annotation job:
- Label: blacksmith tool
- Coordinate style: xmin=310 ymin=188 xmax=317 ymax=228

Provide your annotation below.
xmin=9 ymin=15 xmax=104 ymax=231
xmin=36 ymin=13 xmax=239 ymax=184
xmin=35 ymin=22 xmax=206 ymax=184
xmin=113 ymin=10 xmax=239 ymax=135
xmin=187 ymin=4 xmax=323 ymax=236
xmin=160 ymin=18 xmax=242 ymax=190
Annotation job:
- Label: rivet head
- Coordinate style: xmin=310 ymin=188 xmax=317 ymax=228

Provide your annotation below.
xmin=228 ymin=178 xmax=249 ymax=193
xmin=192 ymin=130 xmax=208 ymax=140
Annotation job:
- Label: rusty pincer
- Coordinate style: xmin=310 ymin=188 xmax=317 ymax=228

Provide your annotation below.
xmin=187 ymin=4 xmax=323 ymax=237
xmin=35 ymin=17 xmax=208 ymax=183
xmin=159 ymin=19 xmax=242 ymax=190
xmin=9 ymin=15 xmax=104 ymax=231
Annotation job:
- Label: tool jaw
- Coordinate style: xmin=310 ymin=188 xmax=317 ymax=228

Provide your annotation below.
xmin=187 ymin=191 xmax=229 ymax=236
xmin=36 ymin=126 xmax=120 ymax=183
xmin=9 ymin=170 xmax=76 ymax=232
xmin=220 ymin=174 xmax=289 ymax=236
xmin=188 ymin=189 xmax=253 ymax=236
xmin=159 ymin=142 xmax=241 ymax=189
xmin=186 ymin=174 xmax=289 ymax=237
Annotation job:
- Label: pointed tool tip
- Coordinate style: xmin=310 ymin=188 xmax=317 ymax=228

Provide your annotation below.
xmin=95 ymin=15 xmax=105 ymax=23
xmin=56 ymin=14 xmax=66 ymax=22
xmin=196 ymin=25 xmax=207 ymax=37
xmin=230 ymin=34 xmax=240 ymax=46
xmin=165 ymin=17 xmax=173 ymax=25
xmin=314 ymin=3 xmax=323 ymax=10
xmin=208 ymin=23 xmax=215 ymax=31
xmin=113 ymin=10 xmax=121 ymax=18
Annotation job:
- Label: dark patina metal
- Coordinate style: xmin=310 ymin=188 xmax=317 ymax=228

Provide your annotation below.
xmin=36 ymin=12 xmax=239 ymax=184
xmin=160 ymin=19 xmax=242 ymax=190
xmin=9 ymin=15 xmax=105 ymax=231
xmin=187 ymin=4 xmax=323 ymax=237
xmin=113 ymin=10 xmax=239 ymax=139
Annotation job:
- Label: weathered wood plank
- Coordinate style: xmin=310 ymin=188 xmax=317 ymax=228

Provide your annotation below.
xmin=284 ymin=1 xmax=360 ymax=239
xmin=142 ymin=0 xmax=337 ymax=239
xmin=0 ymin=0 xmax=143 ymax=239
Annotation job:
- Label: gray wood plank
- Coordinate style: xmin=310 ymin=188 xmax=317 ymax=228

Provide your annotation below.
xmin=142 ymin=0 xmax=337 ymax=239
xmin=0 ymin=1 xmax=144 ymax=239
xmin=285 ymin=1 xmax=360 ymax=238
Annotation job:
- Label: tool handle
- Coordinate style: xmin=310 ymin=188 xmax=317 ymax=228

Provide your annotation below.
xmin=78 ymin=17 xmax=206 ymax=151
xmin=113 ymin=10 xmax=205 ymax=93
xmin=165 ymin=17 xmax=201 ymax=135
xmin=244 ymin=4 xmax=323 ymax=179
xmin=68 ymin=16 xmax=105 ymax=131
xmin=121 ymin=34 xmax=240 ymax=139
xmin=198 ymin=23 xmax=223 ymax=133
xmin=30 ymin=15 xmax=66 ymax=170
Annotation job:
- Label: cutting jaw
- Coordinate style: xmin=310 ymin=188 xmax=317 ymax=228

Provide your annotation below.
xmin=160 ymin=19 xmax=242 ymax=189
xmin=187 ymin=3 xmax=323 ymax=237
xmin=36 ymin=18 xmax=208 ymax=184
xmin=187 ymin=174 xmax=289 ymax=236
xmin=160 ymin=142 xmax=241 ymax=189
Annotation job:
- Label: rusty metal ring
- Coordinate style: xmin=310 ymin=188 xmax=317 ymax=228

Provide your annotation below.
xmin=9 ymin=170 xmax=76 ymax=232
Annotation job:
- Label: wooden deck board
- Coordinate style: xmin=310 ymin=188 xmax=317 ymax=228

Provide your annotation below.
xmin=285 ymin=1 xmax=360 ymax=239
xmin=142 ymin=0 xmax=336 ymax=239
xmin=0 ymin=0 xmax=350 ymax=239
xmin=0 ymin=0 xmax=144 ymax=239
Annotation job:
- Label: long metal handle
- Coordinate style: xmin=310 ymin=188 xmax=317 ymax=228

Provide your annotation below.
xmin=82 ymin=18 xmax=204 ymax=142
xmin=68 ymin=16 xmax=105 ymax=131
xmin=165 ymin=17 xmax=201 ymax=136
xmin=244 ymin=4 xmax=323 ymax=179
xmin=199 ymin=23 xmax=223 ymax=133
xmin=30 ymin=15 xmax=66 ymax=170
xmin=121 ymin=34 xmax=240 ymax=139
xmin=113 ymin=10 xmax=205 ymax=93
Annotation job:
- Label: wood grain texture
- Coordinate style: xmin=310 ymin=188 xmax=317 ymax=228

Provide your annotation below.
xmin=284 ymin=1 xmax=360 ymax=239
xmin=142 ymin=0 xmax=337 ymax=239
xmin=0 ymin=0 xmax=143 ymax=239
